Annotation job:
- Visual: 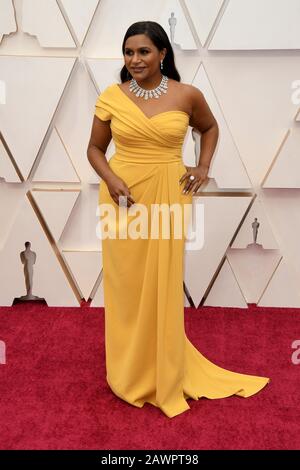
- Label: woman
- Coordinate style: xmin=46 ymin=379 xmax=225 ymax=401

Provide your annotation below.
xmin=87 ymin=21 xmax=269 ymax=418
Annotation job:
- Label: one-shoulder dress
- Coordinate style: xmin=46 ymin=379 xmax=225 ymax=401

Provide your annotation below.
xmin=94 ymin=83 xmax=270 ymax=418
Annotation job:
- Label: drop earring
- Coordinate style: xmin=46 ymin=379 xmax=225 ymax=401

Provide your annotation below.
xmin=160 ymin=60 xmax=163 ymax=70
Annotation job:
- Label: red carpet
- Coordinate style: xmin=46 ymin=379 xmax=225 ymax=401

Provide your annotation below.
xmin=0 ymin=302 xmax=299 ymax=450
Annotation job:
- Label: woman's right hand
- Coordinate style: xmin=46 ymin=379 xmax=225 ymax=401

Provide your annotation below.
xmin=105 ymin=173 xmax=135 ymax=207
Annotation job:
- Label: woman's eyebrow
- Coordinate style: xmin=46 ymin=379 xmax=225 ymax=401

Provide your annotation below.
xmin=125 ymin=46 xmax=151 ymax=50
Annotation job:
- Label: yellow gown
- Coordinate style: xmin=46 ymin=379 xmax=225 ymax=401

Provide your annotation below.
xmin=95 ymin=83 xmax=270 ymax=418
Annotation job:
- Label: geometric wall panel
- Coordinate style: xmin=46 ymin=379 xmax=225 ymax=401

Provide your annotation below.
xmin=0 ymin=181 xmax=25 ymax=250
xmin=262 ymin=128 xmax=300 ymax=188
xmin=55 ymin=61 xmax=102 ymax=184
xmin=192 ymin=64 xmax=252 ymax=189
xmin=227 ymin=246 xmax=282 ymax=304
xmin=84 ymin=0 xmax=196 ymax=58
xmin=58 ymin=185 xmax=101 ymax=251
xmin=31 ymin=189 xmax=80 ymax=242
xmin=185 ymin=0 xmax=225 ymax=46
xmin=203 ymin=55 xmax=300 ymax=186
xmin=83 ymin=0 xmax=160 ymax=57
xmin=1 ymin=1 xmax=299 ymax=309
xmin=204 ymin=258 xmax=248 ymax=308
xmin=184 ymin=195 xmax=253 ymax=307
xmin=181 ymin=128 xmax=223 ymax=192
xmin=158 ymin=0 xmax=197 ymax=50
xmin=0 ymin=0 xmax=16 ymax=44
xmin=171 ymin=55 xmax=201 ymax=85
xmin=90 ymin=272 xmax=104 ymax=307
xmin=60 ymin=0 xmax=99 ymax=46
xmin=184 ymin=291 xmax=191 ymax=308
xmin=262 ymin=189 xmax=300 ymax=281
xmin=32 ymin=128 xmax=80 ymax=183
xmin=0 ymin=195 xmax=79 ymax=306
xmin=209 ymin=0 xmax=300 ymax=50
xmin=62 ymin=251 xmax=101 ymax=300
xmin=0 ymin=139 xmax=20 ymax=182
xmin=22 ymin=0 xmax=76 ymax=48
xmin=232 ymin=198 xmax=279 ymax=249
xmin=0 ymin=56 xmax=76 ymax=180
xmin=87 ymin=58 xmax=124 ymax=93
xmin=258 ymin=258 xmax=300 ymax=308
xmin=182 ymin=126 xmax=201 ymax=169
xmin=181 ymin=130 xmax=223 ymax=193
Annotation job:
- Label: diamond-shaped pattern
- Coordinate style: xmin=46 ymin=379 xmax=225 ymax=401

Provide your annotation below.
xmin=0 ymin=0 xmax=299 ymax=307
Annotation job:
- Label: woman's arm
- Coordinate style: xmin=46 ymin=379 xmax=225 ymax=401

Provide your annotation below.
xmin=87 ymin=116 xmax=115 ymax=182
xmin=87 ymin=116 xmax=135 ymax=207
xmin=189 ymin=86 xmax=219 ymax=169
xmin=180 ymin=85 xmax=219 ymax=194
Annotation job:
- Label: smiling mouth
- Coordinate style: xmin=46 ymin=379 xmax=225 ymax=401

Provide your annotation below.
xmin=132 ymin=68 xmax=145 ymax=72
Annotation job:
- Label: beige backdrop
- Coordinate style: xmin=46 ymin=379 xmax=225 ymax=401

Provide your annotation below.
xmin=0 ymin=0 xmax=300 ymax=307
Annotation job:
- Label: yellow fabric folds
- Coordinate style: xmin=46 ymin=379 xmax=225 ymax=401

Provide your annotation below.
xmin=95 ymin=83 xmax=270 ymax=418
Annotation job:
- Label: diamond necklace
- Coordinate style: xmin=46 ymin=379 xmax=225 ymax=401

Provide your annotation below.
xmin=129 ymin=75 xmax=168 ymax=100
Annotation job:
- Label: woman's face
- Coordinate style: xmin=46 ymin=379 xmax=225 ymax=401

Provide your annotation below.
xmin=124 ymin=34 xmax=166 ymax=80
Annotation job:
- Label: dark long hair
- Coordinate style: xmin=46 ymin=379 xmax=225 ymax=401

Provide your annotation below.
xmin=120 ymin=21 xmax=181 ymax=83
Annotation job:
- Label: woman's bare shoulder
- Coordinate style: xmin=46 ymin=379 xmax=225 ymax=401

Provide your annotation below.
xmin=169 ymin=80 xmax=203 ymax=115
xmin=176 ymin=82 xmax=203 ymax=99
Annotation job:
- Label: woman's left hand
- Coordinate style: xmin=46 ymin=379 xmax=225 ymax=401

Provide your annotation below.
xmin=179 ymin=164 xmax=209 ymax=194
